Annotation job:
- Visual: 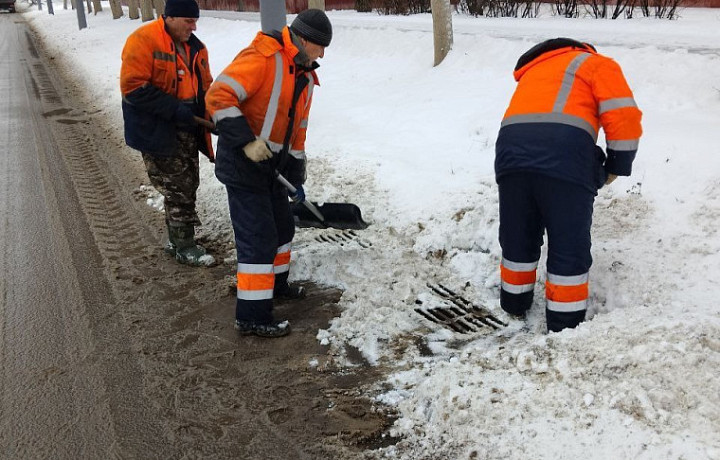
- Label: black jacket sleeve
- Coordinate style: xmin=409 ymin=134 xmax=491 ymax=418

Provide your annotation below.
xmin=124 ymin=84 xmax=194 ymax=125
xmin=216 ymin=116 xmax=256 ymax=151
xmin=284 ymin=155 xmax=306 ymax=186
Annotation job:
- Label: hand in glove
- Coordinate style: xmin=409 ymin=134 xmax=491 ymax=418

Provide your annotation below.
xmin=289 ymin=185 xmax=305 ymax=203
xmin=242 ymin=139 xmax=273 ymax=162
xmin=174 ymin=104 xmax=196 ymax=128
xmin=605 ymin=174 xmax=618 ymax=185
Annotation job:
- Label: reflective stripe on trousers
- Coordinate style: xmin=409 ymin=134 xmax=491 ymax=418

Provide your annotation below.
xmin=237 ymin=263 xmax=274 ymax=301
xmin=545 ymin=272 xmax=589 ymax=313
xmin=500 ymin=258 xmax=538 ymax=295
xmin=274 ymin=242 xmax=291 ymax=274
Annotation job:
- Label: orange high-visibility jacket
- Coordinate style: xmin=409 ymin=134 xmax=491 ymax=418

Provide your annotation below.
xmin=205 ymin=26 xmax=318 ymax=191
xmin=495 ymin=39 xmax=642 ymax=191
xmin=120 ymin=16 xmax=214 ymax=159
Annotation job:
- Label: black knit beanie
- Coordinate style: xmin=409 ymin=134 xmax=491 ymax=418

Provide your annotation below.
xmin=164 ymin=0 xmax=199 ymax=18
xmin=290 ymin=9 xmax=332 ymax=47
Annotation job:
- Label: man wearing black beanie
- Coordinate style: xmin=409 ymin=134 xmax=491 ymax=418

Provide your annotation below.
xmin=121 ymin=0 xmax=216 ymax=266
xmin=290 ymin=8 xmax=333 ymax=48
xmin=205 ymin=9 xmax=332 ymax=337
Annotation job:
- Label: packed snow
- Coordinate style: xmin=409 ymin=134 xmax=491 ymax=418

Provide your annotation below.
xmin=21 ymin=4 xmax=720 ymax=459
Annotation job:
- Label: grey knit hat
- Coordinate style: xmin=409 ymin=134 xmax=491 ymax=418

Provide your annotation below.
xmin=290 ymin=9 xmax=332 ymax=47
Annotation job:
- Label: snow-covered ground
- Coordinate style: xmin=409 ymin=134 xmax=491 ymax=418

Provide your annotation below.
xmin=21 ymin=4 xmax=720 ymax=459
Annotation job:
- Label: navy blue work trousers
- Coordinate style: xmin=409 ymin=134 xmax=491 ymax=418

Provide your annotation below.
xmin=226 ymin=184 xmax=295 ymax=323
xmin=498 ymin=172 xmax=595 ymax=331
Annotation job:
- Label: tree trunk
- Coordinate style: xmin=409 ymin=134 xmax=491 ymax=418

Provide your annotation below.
xmin=140 ymin=0 xmax=154 ymax=21
xmin=109 ymin=0 xmax=123 ymax=18
xmin=91 ymin=0 xmax=102 ymax=13
xmin=128 ymin=0 xmax=140 ymax=19
xmin=152 ymin=0 xmax=165 ymax=15
xmin=431 ymin=0 xmax=453 ymax=66
xmin=308 ymin=0 xmax=325 ymax=9
xmin=85 ymin=0 xmax=92 ymax=14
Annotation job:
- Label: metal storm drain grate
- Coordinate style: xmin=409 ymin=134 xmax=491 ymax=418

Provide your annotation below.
xmin=314 ymin=230 xmax=372 ymax=248
xmin=415 ymin=283 xmax=507 ymax=333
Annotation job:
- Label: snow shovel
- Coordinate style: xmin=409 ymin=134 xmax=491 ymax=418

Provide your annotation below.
xmin=275 ymin=173 xmax=369 ymax=230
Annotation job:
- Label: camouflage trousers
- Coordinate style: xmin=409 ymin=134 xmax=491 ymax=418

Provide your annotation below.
xmin=142 ymin=130 xmax=201 ymax=227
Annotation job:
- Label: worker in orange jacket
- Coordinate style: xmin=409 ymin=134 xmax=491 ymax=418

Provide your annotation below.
xmin=120 ymin=0 xmax=215 ymax=266
xmin=205 ymin=9 xmax=332 ymax=337
xmin=495 ymin=38 xmax=642 ymax=332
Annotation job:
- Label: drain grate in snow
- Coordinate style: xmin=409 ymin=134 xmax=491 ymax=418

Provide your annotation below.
xmin=314 ymin=230 xmax=371 ymax=248
xmin=415 ymin=283 xmax=507 ymax=333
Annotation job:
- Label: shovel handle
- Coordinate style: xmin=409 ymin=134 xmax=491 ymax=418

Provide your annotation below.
xmin=275 ymin=172 xmax=327 ymax=225
xmin=275 ymin=172 xmax=297 ymax=193
xmin=193 ymin=116 xmax=215 ymax=131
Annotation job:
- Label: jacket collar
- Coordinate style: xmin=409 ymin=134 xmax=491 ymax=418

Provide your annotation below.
xmin=252 ymin=27 xmax=321 ymax=82
xmin=513 ymin=38 xmax=596 ymax=81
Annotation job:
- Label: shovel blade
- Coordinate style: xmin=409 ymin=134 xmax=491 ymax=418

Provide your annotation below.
xmin=291 ymin=202 xmax=369 ymax=230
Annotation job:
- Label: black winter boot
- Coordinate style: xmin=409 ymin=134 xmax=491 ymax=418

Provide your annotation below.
xmin=274 ymin=283 xmax=306 ymax=300
xmin=166 ymin=223 xmax=215 ymax=267
xmin=234 ymin=320 xmax=291 ymax=338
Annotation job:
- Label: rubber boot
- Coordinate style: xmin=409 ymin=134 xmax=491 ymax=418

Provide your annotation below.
xmin=166 ymin=223 xmax=215 ymax=267
xmin=164 ymin=220 xmax=178 ymax=257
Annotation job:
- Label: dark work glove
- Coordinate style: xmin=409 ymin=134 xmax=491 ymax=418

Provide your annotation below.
xmin=289 ymin=185 xmax=305 ymax=203
xmin=594 ymin=145 xmax=609 ymax=189
xmin=174 ymin=104 xmax=196 ymax=127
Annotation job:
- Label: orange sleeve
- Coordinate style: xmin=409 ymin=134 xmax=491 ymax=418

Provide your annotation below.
xmin=591 ymin=57 xmax=643 ymax=142
xmin=120 ymin=30 xmax=154 ymax=96
xmin=205 ymin=49 xmax=267 ymax=120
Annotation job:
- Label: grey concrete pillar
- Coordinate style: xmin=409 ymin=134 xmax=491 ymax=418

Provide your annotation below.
xmin=260 ymin=0 xmax=286 ymax=34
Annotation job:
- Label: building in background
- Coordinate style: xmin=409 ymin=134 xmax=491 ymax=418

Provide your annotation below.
xmin=196 ymin=0 xmax=355 ymax=13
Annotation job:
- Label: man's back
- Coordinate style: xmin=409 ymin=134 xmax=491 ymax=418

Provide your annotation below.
xmin=495 ymin=38 xmax=642 ymax=192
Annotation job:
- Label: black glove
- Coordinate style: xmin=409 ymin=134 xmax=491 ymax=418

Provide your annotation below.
xmin=174 ymin=104 xmax=196 ymax=128
xmin=595 ymin=145 xmax=609 ymax=188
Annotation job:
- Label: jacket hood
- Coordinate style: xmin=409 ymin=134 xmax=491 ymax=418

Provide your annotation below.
xmin=252 ymin=26 xmax=299 ymax=59
xmin=250 ymin=27 xmax=320 ymax=84
xmin=513 ymin=38 xmax=596 ymax=81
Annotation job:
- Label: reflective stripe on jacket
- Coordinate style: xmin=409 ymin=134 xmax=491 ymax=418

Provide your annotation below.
xmin=120 ymin=17 xmax=214 ymax=158
xmin=495 ymin=40 xmax=642 ymax=192
xmin=205 ymin=27 xmax=317 ymax=191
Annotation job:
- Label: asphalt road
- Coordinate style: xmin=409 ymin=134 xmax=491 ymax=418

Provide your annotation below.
xmin=0 ymin=12 xmax=175 ymax=459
